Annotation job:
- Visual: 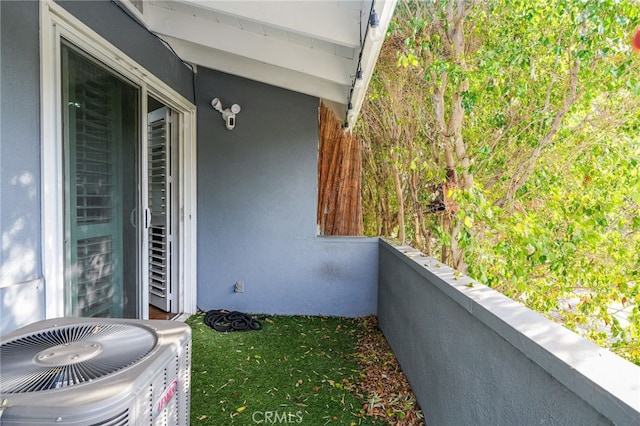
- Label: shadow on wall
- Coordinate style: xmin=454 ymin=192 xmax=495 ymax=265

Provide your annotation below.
xmin=1 ymin=171 xmax=44 ymax=334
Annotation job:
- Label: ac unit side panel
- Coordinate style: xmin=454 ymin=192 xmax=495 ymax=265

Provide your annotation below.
xmin=0 ymin=318 xmax=191 ymax=426
xmin=140 ymin=338 xmax=191 ymax=426
xmin=178 ymin=338 xmax=192 ymax=425
xmin=0 ymin=400 xmax=132 ymax=425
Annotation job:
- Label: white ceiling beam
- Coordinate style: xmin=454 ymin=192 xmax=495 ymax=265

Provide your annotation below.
xmin=144 ymin=4 xmax=356 ymax=86
xmin=162 ymin=36 xmax=350 ymax=104
xmin=180 ymin=0 xmax=364 ymax=47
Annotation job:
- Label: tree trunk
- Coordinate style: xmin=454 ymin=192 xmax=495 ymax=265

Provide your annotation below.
xmin=317 ymin=102 xmax=363 ymax=235
xmin=390 ymin=148 xmax=405 ymax=243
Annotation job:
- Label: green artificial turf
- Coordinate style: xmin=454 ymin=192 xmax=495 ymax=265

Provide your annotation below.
xmin=187 ymin=313 xmax=381 ymax=425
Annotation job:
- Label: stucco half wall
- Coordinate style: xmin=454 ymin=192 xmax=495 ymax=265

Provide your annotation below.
xmin=196 ymin=68 xmax=378 ymax=317
xmin=378 ymin=239 xmax=640 ymax=425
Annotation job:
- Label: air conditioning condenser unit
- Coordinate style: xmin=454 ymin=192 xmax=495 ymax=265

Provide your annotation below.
xmin=0 ymin=317 xmax=191 ymax=425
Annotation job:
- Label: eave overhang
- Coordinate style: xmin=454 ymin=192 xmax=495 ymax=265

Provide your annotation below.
xmin=120 ymin=0 xmax=397 ymax=127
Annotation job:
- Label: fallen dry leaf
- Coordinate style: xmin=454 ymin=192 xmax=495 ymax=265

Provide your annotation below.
xmin=351 ymin=316 xmax=424 ymax=426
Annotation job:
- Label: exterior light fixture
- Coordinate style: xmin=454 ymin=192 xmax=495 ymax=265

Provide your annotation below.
xmin=347 ymin=101 xmax=356 ymax=121
xmin=369 ymin=9 xmax=381 ymax=41
xmin=354 ymin=69 xmax=364 ymax=88
xmin=211 ymin=97 xmax=241 ymax=131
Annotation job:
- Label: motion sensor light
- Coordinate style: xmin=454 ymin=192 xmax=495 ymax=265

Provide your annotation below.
xmin=211 ymin=98 xmax=241 ymax=130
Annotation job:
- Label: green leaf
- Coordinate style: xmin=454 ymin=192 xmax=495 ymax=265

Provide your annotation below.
xmin=464 ymin=216 xmax=474 ymax=229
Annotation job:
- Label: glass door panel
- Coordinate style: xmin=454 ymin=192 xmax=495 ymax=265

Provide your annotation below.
xmin=61 ymin=43 xmax=139 ymax=318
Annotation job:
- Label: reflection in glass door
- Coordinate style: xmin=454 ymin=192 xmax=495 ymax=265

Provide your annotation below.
xmin=61 ymin=43 xmax=139 ymax=318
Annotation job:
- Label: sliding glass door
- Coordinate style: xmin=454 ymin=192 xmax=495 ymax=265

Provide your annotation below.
xmin=61 ymin=43 xmax=179 ymax=319
xmin=62 ymin=43 xmax=139 ymax=318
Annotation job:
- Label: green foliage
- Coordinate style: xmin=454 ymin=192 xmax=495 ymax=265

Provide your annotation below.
xmin=465 ymin=135 xmax=640 ymax=364
xmin=359 ymin=0 xmax=640 ymax=363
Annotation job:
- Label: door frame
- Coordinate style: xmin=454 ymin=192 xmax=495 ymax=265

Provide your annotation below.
xmin=40 ymin=1 xmax=197 ymax=319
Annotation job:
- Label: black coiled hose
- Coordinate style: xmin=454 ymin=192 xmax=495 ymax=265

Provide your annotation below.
xmin=204 ymin=309 xmax=263 ymax=332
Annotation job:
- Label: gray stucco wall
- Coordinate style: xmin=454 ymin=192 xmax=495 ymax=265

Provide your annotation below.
xmin=196 ymin=68 xmax=378 ymax=317
xmin=378 ymin=240 xmax=640 ymax=425
xmin=57 ymin=1 xmax=194 ymax=102
xmin=0 ymin=1 xmax=194 ymax=334
xmin=0 ymin=1 xmax=45 ymax=333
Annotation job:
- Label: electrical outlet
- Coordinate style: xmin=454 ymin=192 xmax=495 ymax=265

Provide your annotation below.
xmin=234 ymin=281 xmax=244 ymax=293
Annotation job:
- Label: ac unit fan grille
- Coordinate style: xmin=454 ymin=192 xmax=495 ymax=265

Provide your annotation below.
xmin=0 ymin=323 xmax=156 ymax=393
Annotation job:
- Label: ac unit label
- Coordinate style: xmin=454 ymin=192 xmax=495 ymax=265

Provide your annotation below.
xmin=153 ymin=379 xmax=179 ymax=418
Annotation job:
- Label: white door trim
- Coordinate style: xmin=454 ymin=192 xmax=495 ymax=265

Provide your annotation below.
xmin=40 ymin=0 xmax=197 ymax=319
